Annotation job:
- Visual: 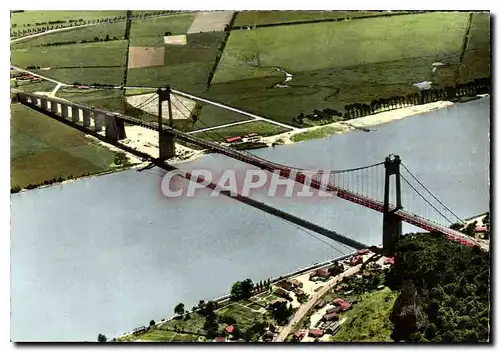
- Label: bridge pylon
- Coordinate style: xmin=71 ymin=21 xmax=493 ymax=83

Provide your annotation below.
xmin=157 ymin=86 xmax=176 ymax=160
xmin=383 ymin=154 xmax=403 ymax=254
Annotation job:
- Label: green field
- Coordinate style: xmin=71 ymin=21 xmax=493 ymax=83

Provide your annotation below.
xmin=10 ymin=103 xmax=116 ymax=188
xmin=11 ymin=21 xmax=127 ymax=49
xmin=233 ymin=10 xmax=407 ymax=27
xmin=127 ymin=31 xmax=225 ymax=93
xmin=11 ymin=40 xmax=128 ymax=69
xmin=12 ymin=79 xmax=56 ymax=93
xmin=11 ymin=10 xmax=126 ymax=28
xmin=460 ymin=13 xmax=490 ymax=83
xmin=40 ymin=67 xmax=125 ymax=86
xmin=291 ymin=125 xmax=346 ymax=143
xmin=194 ymin=120 xmax=291 ymax=141
xmin=129 ymin=14 xmax=195 ymax=46
xmin=330 ymin=287 xmax=399 ymax=342
xmin=215 ymin=12 xmax=469 ymax=84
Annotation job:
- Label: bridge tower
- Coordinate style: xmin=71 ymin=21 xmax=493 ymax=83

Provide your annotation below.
xmin=383 ymin=154 xmax=403 ymax=254
xmin=157 ymin=86 xmax=176 ymax=160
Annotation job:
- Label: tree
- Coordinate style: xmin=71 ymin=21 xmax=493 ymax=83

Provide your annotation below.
xmin=97 ymin=333 xmax=107 ymax=342
xmin=240 ymin=278 xmax=254 ymax=298
xmin=174 ymin=303 xmax=185 ymax=316
xmin=149 ymin=319 xmax=155 ymax=326
xmin=105 ymin=34 xmax=110 ymax=41
xmin=269 ymin=301 xmax=292 ymax=324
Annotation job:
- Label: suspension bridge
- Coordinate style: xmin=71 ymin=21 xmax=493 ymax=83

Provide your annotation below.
xmin=14 ymin=89 xmax=487 ymax=252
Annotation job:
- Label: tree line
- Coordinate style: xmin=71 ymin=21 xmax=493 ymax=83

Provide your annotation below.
xmin=293 ymin=78 xmax=491 ymax=127
xmin=36 ymin=34 xmax=124 ymax=47
xmin=11 ymin=11 xmax=190 ymax=38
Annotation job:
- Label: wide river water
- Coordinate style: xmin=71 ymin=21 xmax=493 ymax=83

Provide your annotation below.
xmin=11 ymin=97 xmax=490 ymax=341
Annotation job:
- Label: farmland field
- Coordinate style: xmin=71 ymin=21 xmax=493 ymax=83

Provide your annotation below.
xmin=460 ymin=12 xmax=490 ymax=83
xmin=10 ymin=103 xmax=116 ymax=188
xmin=11 ymin=10 xmax=126 ymax=28
xmin=12 ymin=79 xmax=56 ymax=93
xmin=40 ymin=67 xmax=125 ymax=86
xmin=127 ymin=31 xmax=225 ymax=93
xmin=233 ymin=10 xmax=408 ymax=27
xmin=129 ymin=14 xmax=195 ymax=46
xmin=11 ymin=22 xmax=127 ymax=49
xmin=193 ymin=120 xmax=291 ymax=141
xmin=11 ymin=40 xmax=128 ymax=69
xmin=214 ymin=12 xmax=470 ymax=84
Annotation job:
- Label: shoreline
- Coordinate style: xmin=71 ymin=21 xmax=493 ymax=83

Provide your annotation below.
xmin=114 ymin=249 xmax=361 ymax=341
xmin=13 ymin=94 xmax=489 ymax=193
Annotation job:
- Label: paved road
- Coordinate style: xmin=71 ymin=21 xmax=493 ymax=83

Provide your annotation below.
xmin=274 ymin=258 xmax=370 ymax=342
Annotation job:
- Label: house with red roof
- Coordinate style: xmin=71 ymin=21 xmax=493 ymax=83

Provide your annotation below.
xmin=225 ymin=325 xmax=235 ymax=334
xmin=225 ymin=136 xmax=242 ymax=143
xmin=308 ymin=329 xmax=324 ymax=337
xmin=294 ymin=330 xmax=306 ymax=341
xmin=213 ymin=336 xmax=226 ymax=342
xmin=383 ymin=257 xmax=395 ymax=265
xmin=351 ymin=255 xmax=363 ymax=266
xmin=323 ymin=312 xmax=339 ymax=321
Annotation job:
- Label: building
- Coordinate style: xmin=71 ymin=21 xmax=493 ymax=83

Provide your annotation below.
xmin=225 ymin=325 xmax=235 ymax=334
xmin=475 ymin=226 xmax=488 ymax=233
xmin=274 ymin=287 xmax=291 ymax=300
xmin=133 ymin=326 xmax=147 ymax=335
xmin=323 ymin=321 xmax=341 ymax=335
xmin=383 ymin=257 xmax=395 ymax=265
xmin=276 ymin=280 xmax=294 ymax=291
xmin=225 ymin=136 xmax=242 ymax=143
xmin=295 ymin=288 xmax=305 ymax=297
xmin=308 ymin=329 xmax=324 ymax=338
xmin=351 ymin=255 xmax=363 ymax=266
xmin=356 ymin=249 xmax=370 ymax=255
xmin=213 ymin=336 xmax=226 ymax=342
xmin=323 ymin=312 xmax=339 ymax=321
xmin=315 ymin=299 xmax=326 ymax=309
xmin=293 ymin=330 xmax=306 ymax=341
xmin=291 ymin=279 xmax=303 ymax=288
xmin=326 ymin=306 xmax=341 ymax=314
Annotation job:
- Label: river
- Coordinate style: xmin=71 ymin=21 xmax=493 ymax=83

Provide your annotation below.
xmin=10 ymin=97 xmax=490 ymax=341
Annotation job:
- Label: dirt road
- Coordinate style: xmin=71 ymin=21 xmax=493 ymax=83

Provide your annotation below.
xmin=274 ymin=260 xmax=369 ymax=342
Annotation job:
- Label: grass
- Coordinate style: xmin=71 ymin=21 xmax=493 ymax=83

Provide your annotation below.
xmin=11 ymin=40 xmax=128 ymax=69
xmin=127 ymin=61 xmax=213 ymax=94
xmin=12 ymin=79 xmax=56 ymax=93
xmin=11 ymin=10 xmax=126 ymax=28
xmin=233 ymin=10 xmax=408 ymax=27
xmin=38 ymin=67 xmax=125 ymax=86
xmin=215 ymin=12 xmax=470 ymax=84
xmin=125 ymin=88 xmax=157 ymax=96
xmin=11 ymin=22 xmax=127 ymax=49
xmin=291 ymin=125 xmax=346 ymax=143
xmin=127 ymin=31 xmax=225 ymax=94
xmin=129 ymin=13 xmax=195 ymax=46
xmin=57 ymin=88 xmax=125 ymax=112
xmin=217 ymin=301 xmax=268 ymax=331
xmin=329 ymin=287 xmax=399 ymax=342
xmin=194 ymin=120 xmax=291 ymax=141
xmin=10 ymin=103 xmax=116 ymax=188
xmin=459 ymin=12 xmax=490 ymax=83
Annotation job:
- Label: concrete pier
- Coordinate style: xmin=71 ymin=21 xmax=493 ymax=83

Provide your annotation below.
xmin=159 ymin=132 xmax=176 ymax=160
xmin=71 ymin=107 xmax=80 ymax=122
xmin=61 ymin=104 xmax=69 ymax=118
xmin=94 ymin=111 xmax=104 ymax=132
xmin=82 ymin=109 xmax=91 ymax=127
xmin=40 ymin=98 xmax=48 ymax=110
xmin=105 ymin=115 xmax=127 ymax=141
xmin=50 ymin=100 xmax=58 ymax=114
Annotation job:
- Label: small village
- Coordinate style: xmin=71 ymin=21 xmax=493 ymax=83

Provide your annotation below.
xmin=116 ymin=247 xmax=399 ymax=343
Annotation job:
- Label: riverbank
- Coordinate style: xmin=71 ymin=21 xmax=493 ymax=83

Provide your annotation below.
xmin=262 ymin=100 xmax=457 ymax=146
xmin=109 ymin=98 xmax=469 ymax=169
